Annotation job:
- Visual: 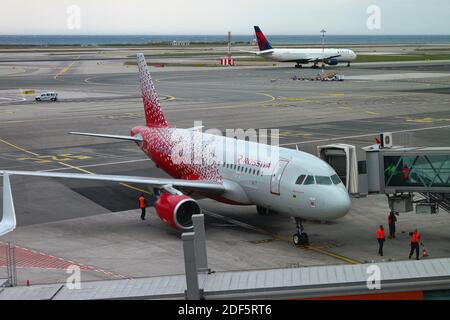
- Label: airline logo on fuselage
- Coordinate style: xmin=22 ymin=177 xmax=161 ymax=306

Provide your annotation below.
xmin=237 ymin=155 xmax=271 ymax=169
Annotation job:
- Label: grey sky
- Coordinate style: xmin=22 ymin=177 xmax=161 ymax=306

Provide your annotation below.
xmin=1 ymin=0 xmax=449 ymax=35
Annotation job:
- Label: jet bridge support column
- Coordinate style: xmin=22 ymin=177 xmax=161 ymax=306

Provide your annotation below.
xmin=182 ymin=232 xmax=202 ymax=300
xmin=192 ymin=214 xmax=209 ymax=273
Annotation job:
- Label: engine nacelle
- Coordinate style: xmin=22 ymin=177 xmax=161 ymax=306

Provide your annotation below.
xmin=325 ymin=58 xmax=339 ymax=66
xmin=154 ymin=193 xmax=200 ymax=230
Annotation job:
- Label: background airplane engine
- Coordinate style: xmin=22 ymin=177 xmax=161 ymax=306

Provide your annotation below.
xmin=325 ymin=58 xmax=339 ymax=65
xmin=154 ymin=193 xmax=200 ymax=230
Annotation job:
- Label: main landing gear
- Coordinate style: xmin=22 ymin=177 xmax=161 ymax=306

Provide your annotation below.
xmin=293 ymin=218 xmax=309 ymax=246
xmin=295 ymin=63 xmax=303 ymax=69
xmin=311 ymin=64 xmax=319 ymax=69
xmin=347 ymin=62 xmax=351 ymax=67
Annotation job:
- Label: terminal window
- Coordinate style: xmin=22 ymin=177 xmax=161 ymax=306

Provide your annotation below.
xmin=384 ymin=155 xmax=450 ymax=188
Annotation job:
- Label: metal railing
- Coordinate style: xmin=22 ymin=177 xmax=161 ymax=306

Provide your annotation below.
xmin=5 ymin=243 xmax=17 ymax=287
xmin=419 ymin=192 xmax=450 ymax=213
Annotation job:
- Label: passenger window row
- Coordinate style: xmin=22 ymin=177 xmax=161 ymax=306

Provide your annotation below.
xmin=295 ymin=174 xmax=342 ymax=185
xmin=221 ymin=162 xmax=262 ymax=176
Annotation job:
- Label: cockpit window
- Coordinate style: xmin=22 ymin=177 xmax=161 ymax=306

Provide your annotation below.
xmin=315 ymin=176 xmax=333 ymax=185
xmin=331 ymin=174 xmax=342 ymax=185
xmin=304 ymin=175 xmax=315 ymax=185
xmin=295 ymin=175 xmax=306 ymax=185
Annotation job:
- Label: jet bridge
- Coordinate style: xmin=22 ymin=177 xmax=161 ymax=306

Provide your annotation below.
xmin=318 ymin=140 xmax=450 ymax=214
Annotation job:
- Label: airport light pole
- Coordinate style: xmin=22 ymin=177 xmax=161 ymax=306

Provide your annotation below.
xmin=320 ymin=29 xmax=326 ymax=74
xmin=320 ymin=29 xmax=326 ymax=52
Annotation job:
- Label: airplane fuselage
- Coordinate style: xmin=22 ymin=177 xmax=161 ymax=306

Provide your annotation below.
xmin=131 ymin=126 xmax=351 ymax=221
xmin=261 ymin=48 xmax=357 ymax=64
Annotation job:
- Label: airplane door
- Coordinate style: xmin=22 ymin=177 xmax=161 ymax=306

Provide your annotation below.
xmin=270 ymin=160 xmax=289 ymax=195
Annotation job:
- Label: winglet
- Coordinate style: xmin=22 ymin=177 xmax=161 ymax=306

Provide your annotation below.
xmin=136 ymin=53 xmax=169 ymax=128
xmin=0 ymin=173 xmax=17 ymax=237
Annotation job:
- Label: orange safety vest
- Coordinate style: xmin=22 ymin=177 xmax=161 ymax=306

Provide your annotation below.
xmin=139 ymin=196 xmax=146 ymax=209
xmin=411 ymin=232 xmax=420 ymax=243
xmin=377 ymin=228 xmax=385 ymax=239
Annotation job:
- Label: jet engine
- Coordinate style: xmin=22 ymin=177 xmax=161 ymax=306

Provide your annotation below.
xmin=154 ymin=193 xmax=200 ymax=230
xmin=325 ymin=58 xmax=339 ymax=65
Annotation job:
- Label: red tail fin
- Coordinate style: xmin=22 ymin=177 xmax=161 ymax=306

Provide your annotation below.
xmin=137 ymin=53 xmax=169 ymax=128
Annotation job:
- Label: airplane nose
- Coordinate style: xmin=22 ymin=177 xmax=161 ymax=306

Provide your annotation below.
xmin=335 ymin=189 xmax=352 ymax=217
xmin=323 ymin=187 xmax=352 ymax=219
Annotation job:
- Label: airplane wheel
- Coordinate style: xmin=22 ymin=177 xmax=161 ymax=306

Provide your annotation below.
xmin=293 ymin=234 xmax=300 ymax=245
xmin=295 ymin=64 xmax=302 ymax=69
xmin=293 ymin=232 xmax=309 ymax=246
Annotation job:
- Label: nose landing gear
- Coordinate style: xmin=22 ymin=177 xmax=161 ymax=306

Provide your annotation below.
xmin=293 ymin=218 xmax=309 ymax=246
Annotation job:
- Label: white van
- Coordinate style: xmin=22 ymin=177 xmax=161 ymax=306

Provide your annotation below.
xmin=35 ymin=92 xmax=58 ymax=102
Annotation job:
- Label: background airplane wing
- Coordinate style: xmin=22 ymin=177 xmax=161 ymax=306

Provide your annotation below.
xmin=239 ymin=49 xmax=274 ymax=56
xmin=305 ymin=53 xmax=341 ymax=62
xmin=70 ymin=132 xmax=143 ymax=142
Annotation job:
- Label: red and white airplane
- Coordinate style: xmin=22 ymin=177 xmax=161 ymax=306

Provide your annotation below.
xmin=0 ymin=54 xmax=351 ymax=245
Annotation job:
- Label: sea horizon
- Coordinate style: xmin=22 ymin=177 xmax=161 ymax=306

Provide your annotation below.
xmin=0 ymin=34 xmax=449 ymax=46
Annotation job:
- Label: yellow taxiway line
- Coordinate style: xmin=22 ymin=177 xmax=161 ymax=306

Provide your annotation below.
xmin=54 ymin=56 xmax=80 ymax=80
xmin=0 ymin=138 xmax=41 ymax=157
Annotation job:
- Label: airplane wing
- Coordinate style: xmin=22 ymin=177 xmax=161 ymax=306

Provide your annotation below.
xmin=0 ymin=170 xmax=225 ymax=194
xmin=0 ymin=173 xmax=16 ymax=237
xmin=0 ymin=169 xmax=226 ymax=236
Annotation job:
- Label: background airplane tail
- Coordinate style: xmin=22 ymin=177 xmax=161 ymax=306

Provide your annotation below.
xmin=137 ymin=53 xmax=169 ymax=128
xmin=254 ymin=26 xmax=273 ymax=51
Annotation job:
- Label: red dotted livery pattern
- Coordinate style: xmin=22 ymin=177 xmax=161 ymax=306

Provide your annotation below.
xmin=137 ymin=53 xmax=169 ymax=128
xmin=133 ymin=53 xmax=222 ymax=183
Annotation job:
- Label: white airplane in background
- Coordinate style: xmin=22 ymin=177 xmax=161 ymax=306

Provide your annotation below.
xmin=0 ymin=54 xmax=351 ymax=246
xmin=248 ymin=26 xmax=357 ymax=68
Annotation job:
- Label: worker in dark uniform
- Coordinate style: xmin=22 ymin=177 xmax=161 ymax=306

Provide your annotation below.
xmin=139 ymin=194 xmax=147 ymax=220
xmin=376 ymin=225 xmax=385 ymax=256
xmin=388 ymin=211 xmax=399 ymax=238
xmin=409 ymin=229 xmax=421 ymax=260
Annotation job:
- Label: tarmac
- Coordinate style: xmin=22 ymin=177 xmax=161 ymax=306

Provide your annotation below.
xmin=1 ymin=47 xmax=450 ymax=285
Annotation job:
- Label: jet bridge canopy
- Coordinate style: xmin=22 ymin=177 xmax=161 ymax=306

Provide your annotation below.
xmin=317 ymin=144 xmax=366 ymax=196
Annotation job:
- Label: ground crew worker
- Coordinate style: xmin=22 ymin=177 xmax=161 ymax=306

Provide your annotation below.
xmin=388 ymin=211 xmax=399 ymax=238
xmin=409 ymin=229 xmax=421 ymax=260
xmin=139 ymin=194 xmax=147 ymax=220
xmin=376 ymin=225 xmax=385 ymax=256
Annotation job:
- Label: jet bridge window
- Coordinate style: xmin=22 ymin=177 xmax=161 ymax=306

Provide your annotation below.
xmin=315 ymin=176 xmax=333 ymax=185
xmin=296 ymin=175 xmax=306 ymax=185
xmin=304 ymin=175 xmax=315 ymax=185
